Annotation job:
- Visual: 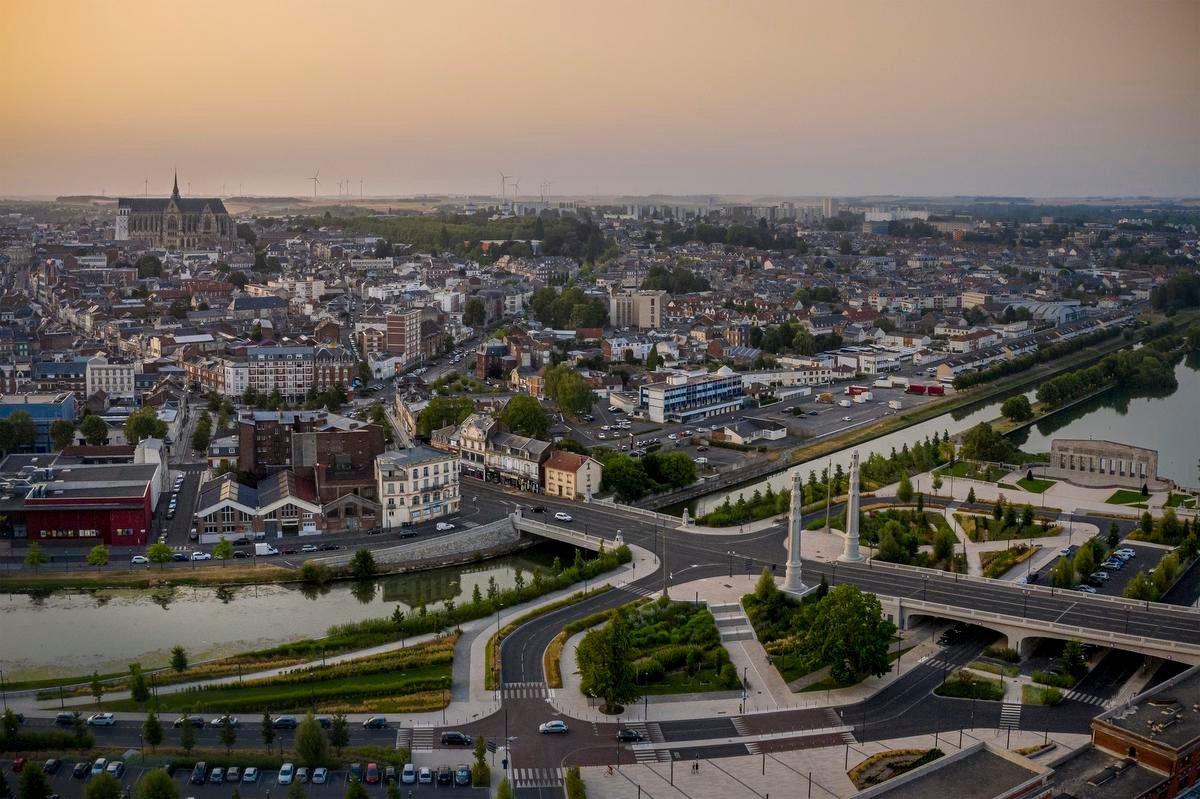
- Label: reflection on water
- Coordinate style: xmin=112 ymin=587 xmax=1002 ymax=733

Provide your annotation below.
xmin=1009 ymin=356 xmax=1200 ymax=484
xmin=0 ymin=542 xmax=578 ymax=680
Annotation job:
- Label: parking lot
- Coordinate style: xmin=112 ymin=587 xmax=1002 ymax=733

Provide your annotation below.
xmin=2 ymin=758 xmax=490 ymax=799
xmin=1030 ymin=540 xmax=1166 ymax=597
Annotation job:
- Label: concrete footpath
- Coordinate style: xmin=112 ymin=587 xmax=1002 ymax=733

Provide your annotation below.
xmin=580 ymin=728 xmax=1092 ymax=799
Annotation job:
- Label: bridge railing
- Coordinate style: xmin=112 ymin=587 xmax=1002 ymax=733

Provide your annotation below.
xmin=591 ymin=497 xmax=683 ymax=526
xmin=899 ymin=597 xmax=1200 ymax=659
xmin=512 ymin=516 xmax=606 ymax=551
xmin=860 ymin=557 xmax=1200 ymax=617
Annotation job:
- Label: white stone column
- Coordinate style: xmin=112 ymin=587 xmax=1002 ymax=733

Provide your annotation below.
xmin=783 ymin=469 xmax=807 ymax=593
xmin=839 ymin=449 xmax=864 ymax=562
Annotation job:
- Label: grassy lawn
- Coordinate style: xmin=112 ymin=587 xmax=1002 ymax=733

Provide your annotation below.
xmin=1022 ymin=685 xmax=1064 ymax=706
xmin=93 ymin=637 xmax=455 ymax=714
xmin=1017 ymin=477 xmax=1056 ymax=494
xmin=979 ymin=543 xmax=1038 ymax=579
xmin=968 ymin=659 xmax=1019 ymax=678
xmin=1166 ymin=493 xmax=1197 ymax=509
xmin=934 ymin=670 xmax=1004 ymax=701
xmin=1106 ymin=489 xmax=1147 ymax=505
xmin=625 ymin=600 xmax=740 ymax=695
xmin=955 ymin=513 xmax=1059 ymax=543
xmin=7 ymin=671 xmax=127 ymax=692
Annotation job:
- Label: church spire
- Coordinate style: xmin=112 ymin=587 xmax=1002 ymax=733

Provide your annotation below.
xmin=172 ymin=170 xmax=180 ymax=198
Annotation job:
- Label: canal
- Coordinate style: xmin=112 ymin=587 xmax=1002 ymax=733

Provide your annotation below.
xmin=0 ymin=541 xmax=579 ymax=681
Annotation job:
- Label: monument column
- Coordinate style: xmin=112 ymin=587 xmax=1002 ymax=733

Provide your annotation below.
xmin=783 ymin=469 xmax=807 ymax=593
xmin=839 ymin=450 xmax=864 ymax=562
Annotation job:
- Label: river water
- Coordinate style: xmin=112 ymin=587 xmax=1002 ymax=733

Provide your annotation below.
xmin=693 ymin=354 xmax=1200 ymax=515
xmin=0 ymin=542 xmax=578 ymax=681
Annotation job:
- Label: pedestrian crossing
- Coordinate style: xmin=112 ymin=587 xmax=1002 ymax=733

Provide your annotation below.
xmin=1062 ymin=689 xmax=1111 ymax=707
xmin=502 ymin=681 xmax=552 ymax=700
xmin=1000 ymin=703 xmax=1022 ymax=730
xmin=410 ymin=727 xmax=433 ymax=752
xmin=626 ymin=722 xmax=671 ymax=764
xmin=395 ymin=728 xmax=412 ymax=752
xmin=620 ymin=583 xmax=660 ymax=599
xmin=512 ymin=767 xmax=564 ymax=788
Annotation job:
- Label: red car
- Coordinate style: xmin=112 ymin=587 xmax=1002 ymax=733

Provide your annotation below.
xmin=365 ymin=763 xmax=380 ymax=784
xmin=12 ymin=757 xmax=26 ymax=773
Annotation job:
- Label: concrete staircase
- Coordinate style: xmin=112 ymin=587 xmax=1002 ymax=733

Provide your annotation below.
xmin=710 ymin=602 xmax=757 ymax=643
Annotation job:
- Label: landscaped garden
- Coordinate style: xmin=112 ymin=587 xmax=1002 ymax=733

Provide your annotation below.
xmin=1016 ymin=476 xmax=1055 ymax=494
xmin=1106 ymin=488 xmax=1148 ymax=506
xmin=934 ymin=670 xmax=1004 ymax=701
xmin=805 ymin=507 xmax=963 ymax=572
xmin=979 ymin=543 xmax=1039 ymax=579
xmin=849 ymin=748 xmax=944 ymax=790
xmin=937 ymin=461 xmax=1008 ymax=483
xmin=623 ymin=600 xmax=741 ymax=694
xmin=955 ymin=501 xmax=1059 ymax=542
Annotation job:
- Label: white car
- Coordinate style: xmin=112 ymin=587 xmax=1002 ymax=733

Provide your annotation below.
xmin=667 ymin=433 xmax=678 ymax=440
xmin=842 ymin=416 xmax=853 ymax=422
xmin=90 ymin=759 xmax=108 ymax=776
xmin=694 ymin=457 xmax=708 ymax=465
xmin=554 ymin=512 xmax=573 ymax=522
xmin=1114 ymin=548 xmax=1136 ymax=559
xmin=436 ymin=522 xmax=456 ymax=531
xmin=130 ymin=555 xmax=150 ymax=564
xmin=278 ymin=764 xmax=294 ymax=785
xmin=301 ymin=544 xmax=319 ymax=553
xmin=401 ymin=764 xmax=416 ymax=784
xmin=242 ymin=767 xmax=259 ymax=784
xmin=190 ymin=551 xmax=211 ymax=561
xmin=312 ymin=768 xmax=328 ymax=785
xmin=538 ymin=720 xmax=569 ymax=734
xmin=87 ymin=713 xmax=116 ymax=726
xmin=418 ymin=767 xmax=434 ymax=785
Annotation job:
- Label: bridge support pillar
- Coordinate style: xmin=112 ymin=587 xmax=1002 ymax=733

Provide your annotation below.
xmin=783 ymin=469 xmax=807 ymax=594
xmin=838 ymin=450 xmax=864 ymax=563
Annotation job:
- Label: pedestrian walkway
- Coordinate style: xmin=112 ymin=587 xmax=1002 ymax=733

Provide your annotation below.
xmin=410 ymin=727 xmax=433 ymax=752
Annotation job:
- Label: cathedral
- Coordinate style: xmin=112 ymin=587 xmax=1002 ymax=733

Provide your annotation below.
xmin=115 ymin=173 xmax=234 ymax=250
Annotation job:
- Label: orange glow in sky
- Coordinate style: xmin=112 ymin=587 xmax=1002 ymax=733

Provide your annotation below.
xmin=0 ymin=0 xmax=1196 ymax=197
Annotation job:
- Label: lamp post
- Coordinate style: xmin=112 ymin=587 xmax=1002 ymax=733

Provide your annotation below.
xmin=727 ymin=550 xmax=734 ymax=578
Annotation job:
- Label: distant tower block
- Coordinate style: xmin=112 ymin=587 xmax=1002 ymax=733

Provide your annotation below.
xmin=840 ymin=450 xmax=865 ymax=562
xmin=783 ymin=469 xmax=807 ymax=593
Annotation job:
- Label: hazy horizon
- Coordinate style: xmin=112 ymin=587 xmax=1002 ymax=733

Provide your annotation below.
xmin=2 ymin=0 xmax=1197 ymax=199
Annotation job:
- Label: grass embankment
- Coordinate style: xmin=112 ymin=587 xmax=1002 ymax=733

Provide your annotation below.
xmin=934 ymin=670 xmax=1004 ymax=701
xmin=1017 ymin=477 xmax=1056 ymax=494
xmin=967 ymin=660 xmax=1019 ymax=678
xmin=938 ymin=461 xmax=1008 ymax=483
xmin=97 ymin=637 xmax=455 ymax=714
xmin=544 ymin=599 xmax=650 ymax=689
xmin=1106 ymin=489 xmax=1148 ymax=506
xmin=485 ymin=586 xmax=613 ymax=690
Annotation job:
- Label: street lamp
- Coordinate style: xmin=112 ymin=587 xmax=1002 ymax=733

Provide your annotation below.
xmin=727 ymin=550 xmax=734 ymax=578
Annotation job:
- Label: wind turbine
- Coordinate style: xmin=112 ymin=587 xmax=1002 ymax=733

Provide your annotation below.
xmin=497 ymin=170 xmax=510 ymax=205
xmin=310 ymin=169 xmax=321 ymax=200
xmin=511 ymin=179 xmax=520 ymax=208
xmin=337 ymin=179 xmax=344 ymax=197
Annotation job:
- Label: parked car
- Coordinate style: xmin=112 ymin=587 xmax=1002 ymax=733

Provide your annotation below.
xmin=538 ymin=720 xmax=569 ymax=734
xmin=435 ymin=522 xmax=455 ymax=531
xmin=301 ymin=544 xmax=319 ymax=553
xmin=233 ymin=550 xmax=249 ymax=559
xmin=1089 ymin=571 xmax=1110 ymax=583
xmin=225 ymin=767 xmax=240 ymax=783
xmin=437 ymin=765 xmax=453 ymax=785
xmin=272 ymin=715 xmax=298 ymax=729
xmin=72 ymin=762 xmax=89 ymax=779
xmin=190 ymin=762 xmax=207 ymax=785
xmin=208 ymin=768 xmax=224 ymax=785
xmin=172 ymin=552 xmax=189 ymax=562
xmin=42 ymin=759 xmax=60 ymax=775
xmin=87 ymin=713 xmax=117 ymax=727
xmin=90 ymin=759 xmax=108 ymax=777
xmin=242 ymin=767 xmax=259 ymax=784
xmin=278 ymin=764 xmax=294 ymax=785
xmin=11 ymin=758 xmax=26 ymax=773
xmin=349 ymin=763 xmax=364 ymax=782
xmin=173 ymin=715 xmax=205 ymax=728
xmin=1114 ymin=548 xmax=1136 ymax=559
xmin=440 ymin=731 xmax=472 ymax=746
xmin=55 ymin=712 xmax=79 ymax=726
xmin=312 ymin=768 xmax=328 ymax=785
xmin=1077 ymin=585 xmax=1098 ymax=594
xmin=130 ymin=555 xmax=150 ymax=565
xmin=401 ymin=764 xmax=417 ymax=784
xmin=554 ymin=512 xmax=573 ymax=522
xmin=104 ymin=762 xmax=125 ymax=778
xmin=842 ymin=416 xmax=853 ymax=422
xmin=418 ymin=767 xmax=433 ymax=785
xmin=384 ymin=765 xmax=397 ymax=783
xmin=365 ymin=763 xmax=380 ymax=784
xmin=296 ymin=767 xmax=309 ymax=784
xmin=455 ymin=765 xmax=471 ymax=786
xmin=190 ymin=551 xmax=211 ymax=561
xmin=210 ymin=715 xmax=239 ymax=727
xmin=531 ymin=505 xmax=546 ymax=513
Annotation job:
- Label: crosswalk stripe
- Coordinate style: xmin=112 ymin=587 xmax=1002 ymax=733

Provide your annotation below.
xmin=1000 ymin=703 xmax=1022 ymax=730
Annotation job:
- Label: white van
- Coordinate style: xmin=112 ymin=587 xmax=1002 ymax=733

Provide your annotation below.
xmin=254 ymin=543 xmax=280 ymax=556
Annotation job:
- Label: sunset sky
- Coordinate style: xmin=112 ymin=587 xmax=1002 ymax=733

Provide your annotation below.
xmin=1 ymin=0 xmax=1196 ymax=199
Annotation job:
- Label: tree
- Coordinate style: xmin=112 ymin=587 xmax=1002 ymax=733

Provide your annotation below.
xmin=463 ymin=298 xmax=487 ymax=327
xmin=498 ymin=395 xmax=551 ymax=439
xmin=802 ymin=584 xmax=897 ymax=685
xmin=86 ymin=544 xmax=109 ymax=567
xmin=1123 ymin=570 xmax=1160 ymax=602
xmin=129 ymin=664 xmax=150 ymax=706
xmin=598 ymin=453 xmax=650 ymax=502
xmin=497 ymin=779 xmax=514 ymax=799
xmin=966 ymin=486 xmax=976 ymax=504
xmin=645 ymin=344 xmax=660 ymax=371
xmin=136 ymin=254 xmax=163 ymax=279
xmin=295 ymin=713 xmax=328 ymax=767
xmin=19 ymin=765 xmax=52 ymax=799
xmin=179 ymin=714 xmax=196 ymax=754
xmin=219 ymin=715 xmax=238 ymax=753
xmin=896 ymin=472 xmax=913 ymax=503
xmin=345 ymin=782 xmax=368 ymax=799
xmin=191 ymin=421 xmax=212 ymax=452
xmin=84 ymin=773 xmax=122 ymax=799
xmin=147 ymin=542 xmax=173 ymax=568
xmin=142 ymin=712 xmax=163 ymax=752
xmin=261 ymin=711 xmax=276 ymax=751
xmin=170 ymin=645 xmax=188 ymax=673
xmin=1140 ymin=511 xmax=1154 ymax=538
xmin=1107 ymin=522 xmax=1121 ymax=550
xmin=1059 ymin=640 xmax=1088 ymax=681
xmin=543 ymin=364 xmax=594 ymax=416
xmin=931 ymin=474 xmax=943 ymax=495
xmin=1000 ymin=395 xmax=1033 ymax=422
xmin=932 ymin=528 xmax=956 ymax=564
xmin=328 ymin=713 xmax=350 ymax=756
xmin=350 ymin=548 xmax=377 ymax=579
xmin=576 ymin=608 xmax=639 ymax=713
xmin=416 ymin=396 xmax=474 ymax=438
xmin=90 ymin=672 xmax=104 ymax=705
xmin=125 ymin=407 xmax=168 ymax=446
xmin=23 ymin=541 xmax=48 ymax=572
xmin=134 ymin=769 xmax=179 ymax=799
xmin=213 ymin=538 xmax=234 ymax=564
xmin=5 ymin=411 xmax=34 ymax=451
xmin=1072 ymin=545 xmax=1096 ymax=581
xmin=50 ymin=419 xmax=76 ymax=450
xmin=959 ymin=422 xmax=1016 ymax=463
xmin=80 ymin=414 xmax=110 ymax=446
xmin=643 ymin=450 xmax=696 ymax=489
xmin=1050 ymin=556 xmax=1075 ymax=588
xmin=2 ymin=708 xmax=19 ymax=737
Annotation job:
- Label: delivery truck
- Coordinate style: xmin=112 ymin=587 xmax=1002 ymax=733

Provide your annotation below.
xmin=906 ymin=384 xmax=927 ymax=395
xmin=873 ymin=377 xmax=893 ymax=389
xmin=888 ymin=399 xmax=903 ymax=410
